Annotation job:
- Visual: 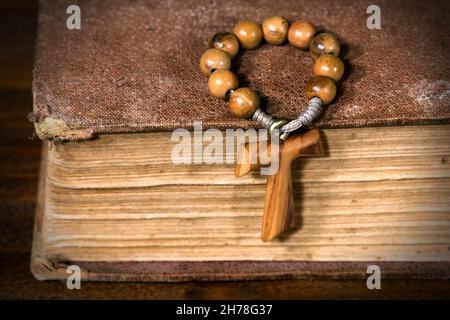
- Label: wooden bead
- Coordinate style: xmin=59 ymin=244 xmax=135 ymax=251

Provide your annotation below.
xmin=233 ymin=20 xmax=263 ymax=50
xmin=199 ymin=48 xmax=231 ymax=76
xmin=262 ymin=16 xmax=289 ymax=45
xmin=287 ymin=21 xmax=315 ymax=49
xmin=209 ymin=32 xmax=240 ymax=58
xmin=310 ymin=33 xmax=340 ymax=60
xmin=305 ymin=75 xmax=336 ymax=105
xmin=313 ymin=54 xmax=345 ymax=82
xmin=208 ymin=70 xmax=239 ymax=99
xmin=229 ymin=87 xmax=260 ymax=118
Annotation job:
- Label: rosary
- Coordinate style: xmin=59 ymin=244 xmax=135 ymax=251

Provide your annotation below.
xmin=200 ymin=17 xmax=344 ymax=241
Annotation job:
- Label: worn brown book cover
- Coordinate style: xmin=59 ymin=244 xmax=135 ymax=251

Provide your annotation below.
xmin=30 ymin=0 xmax=450 ymax=140
xmin=30 ymin=0 xmax=450 ymax=282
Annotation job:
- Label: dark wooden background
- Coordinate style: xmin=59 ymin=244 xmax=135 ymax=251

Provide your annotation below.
xmin=0 ymin=0 xmax=449 ymax=299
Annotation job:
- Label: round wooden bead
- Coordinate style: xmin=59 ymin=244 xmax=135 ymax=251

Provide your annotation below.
xmin=199 ymin=48 xmax=231 ymax=76
xmin=262 ymin=16 xmax=289 ymax=45
xmin=313 ymin=54 xmax=345 ymax=82
xmin=233 ymin=20 xmax=263 ymax=50
xmin=229 ymin=87 xmax=260 ymax=118
xmin=310 ymin=33 xmax=340 ymax=60
xmin=287 ymin=21 xmax=315 ymax=49
xmin=209 ymin=32 xmax=240 ymax=58
xmin=305 ymin=75 xmax=336 ymax=105
xmin=208 ymin=70 xmax=239 ymax=99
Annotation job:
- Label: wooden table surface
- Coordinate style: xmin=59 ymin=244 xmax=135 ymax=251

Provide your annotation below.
xmin=0 ymin=1 xmax=449 ymax=299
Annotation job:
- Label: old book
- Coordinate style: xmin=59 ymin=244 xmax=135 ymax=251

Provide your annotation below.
xmin=30 ymin=0 xmax=450 ymax=281
xmin=32 ymin=126 xmax=450 ymax=281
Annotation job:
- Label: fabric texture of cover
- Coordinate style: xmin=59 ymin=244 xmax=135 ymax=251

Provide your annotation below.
xmin=31 ymin=0 xmax=450 ymax=140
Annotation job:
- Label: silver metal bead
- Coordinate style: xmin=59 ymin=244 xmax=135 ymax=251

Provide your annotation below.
xmin=269 ymin=118 xmax=290 ymax=142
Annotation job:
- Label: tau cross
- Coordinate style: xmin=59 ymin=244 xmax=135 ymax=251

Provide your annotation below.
xmin=235 ymin=129 xmax=324 ymax=241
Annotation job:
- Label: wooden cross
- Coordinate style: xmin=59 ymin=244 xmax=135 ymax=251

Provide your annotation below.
xmin=235 ymin=129 xmax=324 ymax=241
